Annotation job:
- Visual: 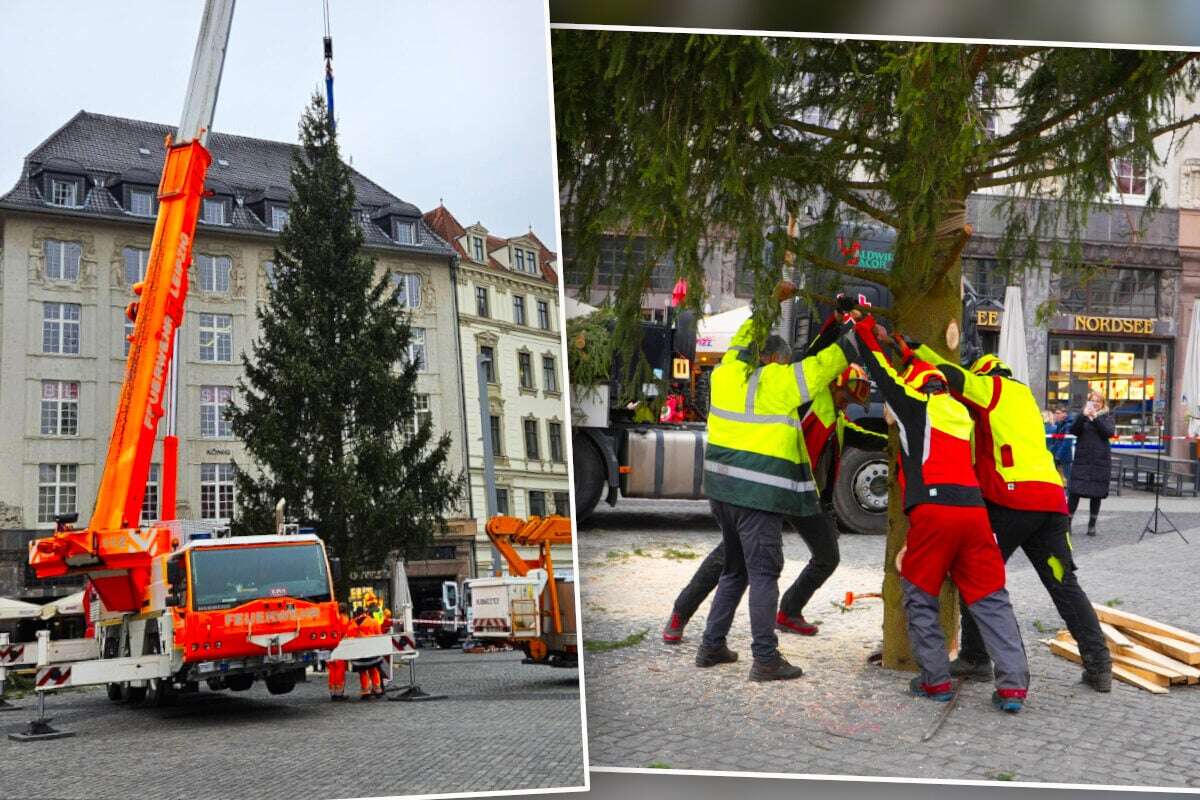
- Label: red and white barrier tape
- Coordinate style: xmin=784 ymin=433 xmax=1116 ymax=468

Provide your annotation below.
xmin=1047 ymin=433 xmax=1200 ymax=441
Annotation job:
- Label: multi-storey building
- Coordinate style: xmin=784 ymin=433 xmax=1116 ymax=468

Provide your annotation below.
xmin=424 ymin=204 xmax=570 ymax=576
xmin=0 ymin=111 xmax=477 ymax=601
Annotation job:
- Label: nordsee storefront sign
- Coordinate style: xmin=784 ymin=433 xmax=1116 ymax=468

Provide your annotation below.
xmin=1059 ymin=314 xmax=1165 ymax=336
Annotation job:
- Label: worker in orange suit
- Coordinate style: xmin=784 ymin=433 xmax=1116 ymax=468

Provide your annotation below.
xmin=327 ymin=602 xmax=351 ymax=702
xmin=349 ymin=606 xmax=385 ymax=699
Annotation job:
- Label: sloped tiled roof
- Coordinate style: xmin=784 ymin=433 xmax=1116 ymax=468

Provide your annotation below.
xmin=422 ymin=202 xmax=557 ymax=286
xmin=422 ymin=204 xmax=468 ymax=259
xmin=0 ymin=110 xmax=451 ymax=257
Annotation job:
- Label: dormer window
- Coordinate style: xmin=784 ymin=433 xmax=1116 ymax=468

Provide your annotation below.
xmin=201 ymin=197 xmax=228 ymax=225
xmin=129 ymin=188 xmax=155 ymax=217
xmin=48 ymin=178 xmax=79 ymax=207
xmin=515 ymin=249 xmax=526 ymax=271
xmin=394 ymin=219 xmax=417 ymax=245
xmin=472 ymin=236 xmax=485 ymax=262
xmin=525 ymin=249 xmax=538 ymax=272
xmin=268 ymin=204 xmax=289 ymax=231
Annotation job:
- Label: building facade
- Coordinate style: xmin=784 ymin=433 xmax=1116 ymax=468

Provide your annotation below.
xmin=424 ymin=205 xmax=570 ymax=576
xmin=0 ymin=111 xmax=477 ymax=600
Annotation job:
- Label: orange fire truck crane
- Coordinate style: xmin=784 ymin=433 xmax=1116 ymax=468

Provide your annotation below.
xmin=9 ymin=0 xmax=398 ymax=741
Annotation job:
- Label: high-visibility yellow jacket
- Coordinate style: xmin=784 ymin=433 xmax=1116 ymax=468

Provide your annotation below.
xmin=916 ymin=344 xmax=1068 ymax=513
xmin=703 ymin=317 xmax=852 ymax=516
xmin=802 ymin=391 xmax=888 ymax=496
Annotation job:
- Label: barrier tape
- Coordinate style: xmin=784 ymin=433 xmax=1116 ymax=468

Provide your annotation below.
xmin=35 ymin=666 xmax=70 ymax=688
xmin=1046 ymin=433 xmax=1200 ymax=442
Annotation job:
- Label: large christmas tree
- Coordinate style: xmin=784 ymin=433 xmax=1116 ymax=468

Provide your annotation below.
xmin=229 ymin=95 xmax=462 ymax=594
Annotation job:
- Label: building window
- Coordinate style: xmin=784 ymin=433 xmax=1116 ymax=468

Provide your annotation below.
xmin=40 ymin=380 xmax=80 ymax=436
xmin=48 ymin=179 xmax=79 ymax=207
xmin=518 ymin=352 xmax=534 ymax=389
xmin=201 ymin=198 xmax=227 ymax=225
xmin=403 ymin=394 xmax=432 ymax=439
xmin=548 ymin=421 xmax=564 ymax=462
xmin=553 ymin=491 xmax=570 ymax=516
xmin=393 ymin=273 xmax=422 ymax=309
xmin=564 ymin=234 xmax=673 ymax=290
xmin=123 ymin=247 xmax=149 ymax=286
xmin=472 ymin=236 xmax=485 ymax=262
xmin=537 ymin=300 xmax=550 ymax=330
xmin=513 ymin=295 xmax=526 ymax=326
xmin=476 ymin=286 xmax=489 ymax=318
xmin=124 ymin=315 xmax=135 ymax=357
xmin=523 ymin=419 xmax=540 ymax=460
xmin=38 ymin=464 xmax=78 ymax=523
xmin=1114 ymin=157 xmax=1148 ymax=196
xmin=489 ymin=414 xmax=504 ymax=456
xmin=480 ymin=346 xmax=496 ymax=383
xmin=196 ymin=254 xmax=232 ymax=294
xmin=198 ymin=313 xmax=233 ymax=362
xmin=528 ymin=490 xmax=547 ymax=517
xmin=200 ymin=463 xmax=236 ymax=521
xmin=129 ymin=189 xmax=154 ymax=217
xmin=42 ymin=302 xmax=81 ymax=355
xmin=962 ymin=258 xmax=1009 ymax=304
xmin=494 ymin=487 xmax=509 ymax=516
xmin=407 ymin=328 xmax=427 ymax=371
xmin=1059 ymin=267 xmax=1159 ymax=318
xmin=44 ymin=240 xmax=82 ymax=282
xmin=526 ymin=249 xmax=538 ymax=273
xmin=543 ymin=356 xmax=559 ymax=393
xmin=394 ymin=220 xmax=417 ymax=245
xmin=142 ymin=463 xmax=160 ymax=524
xmin=200 ymin=385 xmax=234 ymax=438
xmin=269 ymin=205 xmax=289 ymax=231
xmin=515 ymin=249 xmax=526 ymax=272
xmin=264 ymin=261 xmax=277 ymax=289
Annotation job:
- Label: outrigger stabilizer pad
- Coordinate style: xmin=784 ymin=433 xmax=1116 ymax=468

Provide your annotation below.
xmin=8 ymin=718 xmax=75 ymax=742
xmin=387 ymin=685 xmax=446 ymax=702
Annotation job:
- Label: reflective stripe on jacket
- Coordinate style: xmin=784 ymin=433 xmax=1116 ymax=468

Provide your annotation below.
xmin=916 ymin=345 xmax=1068 ymax=513
xmin=703 ymin=317 xmax=852 ymax=516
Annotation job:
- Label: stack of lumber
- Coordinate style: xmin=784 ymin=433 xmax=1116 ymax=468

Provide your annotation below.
xmin=1040 ymin=603 xmax=1200 ymax=695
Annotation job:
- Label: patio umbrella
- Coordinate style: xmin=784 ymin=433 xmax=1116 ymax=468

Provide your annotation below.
xmin=696 ymin=305 xmax=752 ymax=355
xmin=0 ymin=596 xmax=41 ymax=621
xmin=997 ymin=285 xmax=1031 ymax=385
xmin=1181 ymin=297 xmax=1200 ymax=439
xmin=563 ymin=295 xmax=598 ymax=320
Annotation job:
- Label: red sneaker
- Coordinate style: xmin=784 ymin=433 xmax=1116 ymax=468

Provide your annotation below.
xmin=776 ymin=610 xmax=819 ymax=636
xmin=662 ymin=611 xmax=689 ymax=644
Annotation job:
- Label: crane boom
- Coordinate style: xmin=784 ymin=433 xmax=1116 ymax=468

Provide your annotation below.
xmin=29 ymin=0 xmax=237 ymax=611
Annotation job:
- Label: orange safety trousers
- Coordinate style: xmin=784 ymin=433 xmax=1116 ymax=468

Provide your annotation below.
xmin=327 ymin=660 xmax=347 ymax=695
xmin=359 ymin=666 xmax=382 ymax=695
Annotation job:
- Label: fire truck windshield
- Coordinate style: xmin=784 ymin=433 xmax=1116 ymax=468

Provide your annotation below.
xmin=190 ymin=543 xmax=331 ymax=611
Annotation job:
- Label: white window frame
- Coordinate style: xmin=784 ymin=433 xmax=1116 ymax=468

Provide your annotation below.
xmin=472 ymin=236 xmax=484 ymax=262
xmin=123 ymin=247 xmax=149 ymax=286
xmin=129 ymin=189 xmax=154 ymax=217
xmin=393 ymin=273 xmax=423 ymax=309
xmin=526 ymin=249 xmax=538 ymax=273
xmin=514 ymin=248 xmax=526 ymax=272
xmin=407 ymin=328 xmax=427 ymax=371
xmin=489 ymin=414 xmax=504 ymax=456
xmin=200 ymin=462 xmax=236 ymax=521
xmin=403 ymin=393 xmax=432 ymax=439
xmin=200 ymin=385 xmax=234 ymax=438
xmin=196 ymin=254 xmax=232 ymax=294
xmin=201 ymin=198 xmax=227 ymax=225
xmin=394 ymin=220 xmax=417 ymax=245
xmin=37 ymin=463 xmax=78 ymax=523
xmin=476 ymin=286 xmax=490 ymax=318
xmin=40 ymin=380 xmax=80 ymax=436
xmin=199 ymin=313 xmax=233 ymax=363
xmin=543 ymin=355 xmax=559 ymax=393
xmin=48 ymin=179 xmax=78 ymax=207
xmin=518 ymin=351 xmax=535 ymax=390
xmin=264 ymin=261 xmax=277 ymax=289
xmin=549 ymin=421 xmax=564 ymax=463
xmin=269 ymin=204 xmax=290 ymax=231
xmin=537 ymin=300 xmax=550 ymax=330
xmin=42 ymin=302 xmax=81 ymax=355
xmin=523 ymin=418 xmax=540 ymax=461
xmin=44 ymin=240 xmax=81 ymax=282
xmin=480 ymin=345 xmax=497 ymax=383
xmin=141 ymin=463 xmax=160 ymax=524
xmin=1114 ymin=157 xmax=1148 ymax=197
xmin=513 ymin=295 xmax=526 ymax=326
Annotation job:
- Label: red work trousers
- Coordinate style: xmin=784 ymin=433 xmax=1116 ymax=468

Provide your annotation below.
xmin=327 ymin=660 xmax=347 ymax=695
xmin=900 ymin=503 xmax=1006 ymax=605
xmin=359 ymin=666 xmax=382 ymax=695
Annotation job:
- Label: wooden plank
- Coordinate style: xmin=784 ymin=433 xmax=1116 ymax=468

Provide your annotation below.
xmin=1092 ymin=604 xmax=1200 ymax=647
xmin=1123 ymin=642 xmax=1200 ymax=685
xmin=1042 ymin=639 xmax=1169 ymax=694
xmin=1124 ymin=630 xmax=1200 ymax=666
xmin=1099 ymin=621 xmax=1136 ymax=653
xmin=1111 ymin=652 xmax=1185 ymax=685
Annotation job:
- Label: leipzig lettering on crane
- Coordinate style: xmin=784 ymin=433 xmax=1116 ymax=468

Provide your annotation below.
xmin=142 ymin=232 xmax=190 ymax=430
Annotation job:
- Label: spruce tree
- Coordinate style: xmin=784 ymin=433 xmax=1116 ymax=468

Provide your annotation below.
xmin=554 ymin=34 xmax=1200 ymax=669
xmin=229 ymin=95 xmax=462 ymax=596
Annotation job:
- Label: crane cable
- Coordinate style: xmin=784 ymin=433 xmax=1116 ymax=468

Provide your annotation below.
xmin=322 ymin=0 xmax=335 ymax=128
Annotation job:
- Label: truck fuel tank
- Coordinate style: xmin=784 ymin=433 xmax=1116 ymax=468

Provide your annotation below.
xmin=620 ymin=427 xmax=706 ymax=500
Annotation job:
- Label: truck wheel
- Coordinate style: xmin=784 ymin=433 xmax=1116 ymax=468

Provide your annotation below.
xmin=144 ymin=678 xmax=176 ymax=707
xmin=123 ymin=683 xmax=148 ymax=704
xmin=106 ymin=682 xmax=125 ymax=703
xmin=833 ymin=448 xmax=889 ymax=536
xmin=264 ymin=673 xmax=297 ymax=695
xmin=572 ymin=432 xmax=606 ymax=521
xmin=225 ymin=674 xmax=255 ymax=692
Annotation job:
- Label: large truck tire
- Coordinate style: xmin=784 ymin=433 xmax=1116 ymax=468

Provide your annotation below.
xmin=833 ymin=447 xmax=889 ymax=535
xmin=265 ymin=671 xmax=298 ymax=695
xmin=572 ymin=432 xmax=606 ymax=522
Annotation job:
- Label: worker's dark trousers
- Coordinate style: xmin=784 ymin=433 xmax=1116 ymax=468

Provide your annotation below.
xmin=903 ymin=578 xmax=1029 ymax=692
xmin=959 ymin=504 xmax=1111 ymax=675
xmin=701 ymin=499 xmax=785 ymax=662
xmin=673 ymin=512 xmax=839 ymax=621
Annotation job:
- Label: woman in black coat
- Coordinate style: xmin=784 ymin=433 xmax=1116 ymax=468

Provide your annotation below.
xmin=1067 ymin=391 xmax=1117 ymax=536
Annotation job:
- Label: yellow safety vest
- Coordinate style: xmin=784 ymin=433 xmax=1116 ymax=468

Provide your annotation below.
xmin=704 ymin=318 xmax=849 ymax=516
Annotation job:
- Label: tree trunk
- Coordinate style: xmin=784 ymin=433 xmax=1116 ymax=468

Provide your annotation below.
xmin=879 ymin=210 xmax=967 ymax=671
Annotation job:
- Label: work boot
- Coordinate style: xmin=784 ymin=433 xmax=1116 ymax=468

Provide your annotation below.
xmin=909 ymin=675 xmax=955 ymax=702
xmin=1082 ymin=667 xmax=1113 ymax=693
xmin=748 ymin=654 xmax=804 ymax=682
xmin=663 ymin=611 xmax=689 ymax=644
xmin=330 ymin=694 xmax=347 ymax=702
xmin=776 ymin=610 xmax=819 ymax=636
xmin=695 ymin=644 xmax=739 ymax=668
xmin=1086 ymin=520 xmax=1097 ymax=537
xmin=948 ymin=655 xmax=993 ymax=680
xmin=991 ymin=690 xmax=1025 ymax=714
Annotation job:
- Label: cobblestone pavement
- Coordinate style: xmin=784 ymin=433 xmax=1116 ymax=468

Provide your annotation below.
xmin=578 ymin=494 xmax=1200 ymax=788
xmin=0 ymin=649 xmax=584 ymax=799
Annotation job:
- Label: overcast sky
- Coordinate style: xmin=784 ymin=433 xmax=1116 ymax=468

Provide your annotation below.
xmin=0 ymin=0 xmax=559 ymax=249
